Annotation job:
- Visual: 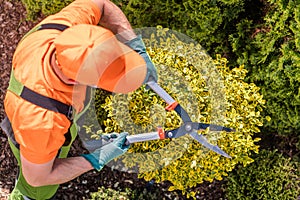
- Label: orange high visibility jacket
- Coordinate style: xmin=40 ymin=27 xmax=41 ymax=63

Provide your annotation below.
xmin=4 ymin=0 xmax=101 ymax=164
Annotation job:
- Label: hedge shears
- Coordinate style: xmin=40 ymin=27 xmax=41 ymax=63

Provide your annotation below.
xmin=124 ymin=81 xmax=234 ymax=158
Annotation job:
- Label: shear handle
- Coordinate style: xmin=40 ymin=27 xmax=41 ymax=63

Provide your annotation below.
xmin=146 ymin=81 xmax=176 ymax=105
xmin=124 ymin=128 xmax=166 ymax=145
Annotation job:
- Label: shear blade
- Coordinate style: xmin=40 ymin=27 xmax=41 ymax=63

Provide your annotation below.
xmin=198 ymin=123 xmax=235 ymax=132
xmin=190 ymin=131 xmax=231 ymax=158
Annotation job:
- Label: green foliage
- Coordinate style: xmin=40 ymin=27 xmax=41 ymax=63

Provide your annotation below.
xmin=225 ymin=149 xmax=300 ymax=200
xmin=92 ymin=28 xmax=266 ymax=197
xmin=233 ymin=0 xmax=300 ymax=135
xmin=20 ymin=0 xmax=73 ymax=20
xmin=56 ymin=0 xmax=261 ymax=62
xmin=112 ymin=0 xmax=254 ymax=56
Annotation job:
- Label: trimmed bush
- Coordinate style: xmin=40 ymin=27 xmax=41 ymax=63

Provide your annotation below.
xmin=92 ymin=28 xmax=266 ymax=197
xmin=225 ymin=149 xmax=300 ymax=200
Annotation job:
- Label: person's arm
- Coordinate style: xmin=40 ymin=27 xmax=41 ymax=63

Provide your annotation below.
xmin=21 ymin=154 xmax=93 ymax=187
xmin=21 ymin=132 xmax=129 ymax=187
xmin=91 ymin=0 xmax=158 ymax=83
xmin=92 ymin=0 xmax=137 ymax=42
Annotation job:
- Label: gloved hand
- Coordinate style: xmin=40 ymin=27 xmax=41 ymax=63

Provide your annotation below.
xmin=81 ymin=132 xmax=130 ymax=171
xmin=81 ymin=132 xmax=119 ymax=152
xmin=101 ymin=132 xmax=118 ymax=141
xmin=125 ymin=35 xmax=158 ymax=83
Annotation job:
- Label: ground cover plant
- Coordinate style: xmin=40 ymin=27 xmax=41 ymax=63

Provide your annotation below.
xmin=225 ymin=149 xmax=300 ymax=199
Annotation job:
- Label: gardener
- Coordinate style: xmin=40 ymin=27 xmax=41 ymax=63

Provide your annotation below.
xmin=0 ymin=0 xmax=157 ymax=199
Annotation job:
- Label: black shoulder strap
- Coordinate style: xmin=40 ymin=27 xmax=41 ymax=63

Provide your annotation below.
xmin=20 ymin=86 xmax=74 ymax=121
xmin=37 ymin=23 xmax=69 ymax=31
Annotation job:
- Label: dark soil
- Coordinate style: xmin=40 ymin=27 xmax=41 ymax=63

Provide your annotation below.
xmin=0 ymin=1 xmax=227 ymax=199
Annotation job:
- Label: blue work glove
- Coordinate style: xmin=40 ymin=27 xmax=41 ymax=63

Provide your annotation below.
xmin=125 ymin=35 xmax=158 ymax=83
xmin=81 ymin=132 xmax=130 ymax=171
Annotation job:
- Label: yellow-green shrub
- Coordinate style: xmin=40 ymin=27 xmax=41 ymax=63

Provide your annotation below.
xmin=93 ymin=28 xmax=266 ymax=197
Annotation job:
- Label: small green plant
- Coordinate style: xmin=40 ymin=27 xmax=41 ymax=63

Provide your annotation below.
xmin=89 ymin=186 xmax=163 ymax=200
xmin=89 ymin=186 xmax=130 ymax=200
xmin=225 ymin=149 xmax=300 ymax=200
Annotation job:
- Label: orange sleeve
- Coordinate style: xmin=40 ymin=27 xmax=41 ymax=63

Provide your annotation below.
xmin=5 ymin=92 xmax=71 ymax=164
xmin=41 ymin=0 xmax=101 ymax=26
